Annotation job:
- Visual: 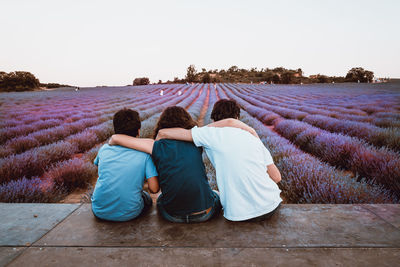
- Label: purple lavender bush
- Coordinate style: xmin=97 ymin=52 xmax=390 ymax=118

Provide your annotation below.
xmin=0 ymin=177 xmax=65 ymax=203
xmin=275 ymin=119 xmax=400 ymax=197
xmin=49 ymin=158 xmax=97 ymax=192
xmin=0 ymin=141 xmax=78 ymax=184
xmin=240 ymin=111 xmax=397 ymax=203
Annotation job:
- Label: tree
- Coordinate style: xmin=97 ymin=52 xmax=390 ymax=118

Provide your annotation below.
xmin=281 ymin=71 xmax=295 ymax=84
xmin=201 ymin=73 xmax=211 ymax=83
xmin=297 ymin=68 xmax=303 ymax=76
xmin=41 ymin=83 xmax=71 ymax=88
xmin=273 ymin=67 xmax=286 ymax=74
xmin=272 ymin=74 xmax=281 ymax=84
xmin=0 ymin=71 xmax=40 ymax=92
xmin=133 ymin=77 xmax=150 ymax=86
xmin=185 ymin=65 xmax=197 ymax=82
xmin=317 ymin=75 xmax=329 ymax=83
xmin=228 ymin=66 xmax=239 ymax=73
xmin=345 ymin=67 xmax=374 ymax=83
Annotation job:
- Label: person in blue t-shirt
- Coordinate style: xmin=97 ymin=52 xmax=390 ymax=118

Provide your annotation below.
xmin=91 ymin=108 xmax=159 ymax=222
xmin=109 ymin=106 xmax=222 ymax=223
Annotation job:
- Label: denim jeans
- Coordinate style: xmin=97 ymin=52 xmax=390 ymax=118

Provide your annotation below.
xmin=157 ymin=191 xmax=221 ymax=223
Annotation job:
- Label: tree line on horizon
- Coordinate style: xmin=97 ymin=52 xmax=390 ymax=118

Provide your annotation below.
xmin=0 ymin=66 xmax=378 ymax=91
xmin=156 ymin=65 xmax=376 ymax=85
xmin=0 ymin=71 xmax=72 ymax=92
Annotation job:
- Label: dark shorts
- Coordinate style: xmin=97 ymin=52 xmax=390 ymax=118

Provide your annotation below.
xmin=157 ymin=191 xmax=221 ymax=223
xmin=92 ymin=190 xmax=153 ymax=222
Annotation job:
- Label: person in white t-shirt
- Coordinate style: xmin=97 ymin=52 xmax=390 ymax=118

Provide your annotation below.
xmin=156 ymin=99 xmax=282 ymax=222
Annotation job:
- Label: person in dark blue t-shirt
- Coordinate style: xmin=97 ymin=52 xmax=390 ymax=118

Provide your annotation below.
xmin=109 ymin=106 xmax=221 ymax=223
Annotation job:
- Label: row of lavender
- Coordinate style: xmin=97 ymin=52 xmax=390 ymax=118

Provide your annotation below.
xmin=1 ymin=84 xmax=191 ymax=146
xmin=235 ymin=84 xmax=400 ymax=151
xmin=0 ymin=87 xmax=177 ymax=158
xmin=219 ymin=83 xmax=400 ymax=201
xmin=239 ymin=84 xmax=400 ymax=128
xmin=1 ymin=83 xmax=193 ymax=162
xmin=0 ymin=85 xmax=193 ymax=201
xmin=0 ymin=84 xmax=200 ymax=202
xmin=240 ymin=110 xmax=394 ymax=203
xmin=0 ymin=84 xmax=184 ymax=134
xmin=0 ymin=84 xmax=164 ymax=126
xmin=242 ymin=83 xmax=400 ymax=119
xmin=1 ymin=83 xmax=399 ymax=203
xmin=0 ymin=87 xmax=161 ymax=143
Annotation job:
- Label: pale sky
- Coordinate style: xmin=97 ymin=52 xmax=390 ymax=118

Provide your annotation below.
xmin=1 ymin=0 xmax=399 ymax=86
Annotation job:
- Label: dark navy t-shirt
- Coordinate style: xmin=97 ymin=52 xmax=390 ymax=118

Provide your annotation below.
xmin=152 ymin=139 xmax=214 ymax=216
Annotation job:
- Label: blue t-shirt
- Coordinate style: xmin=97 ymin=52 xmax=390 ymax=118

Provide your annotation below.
xmin=91 ymin=144 xmax=158 ymax=221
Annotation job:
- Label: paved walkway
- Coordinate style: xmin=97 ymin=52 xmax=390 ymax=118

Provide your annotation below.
xmin=1 ymin=204 xmax=399 ymax=266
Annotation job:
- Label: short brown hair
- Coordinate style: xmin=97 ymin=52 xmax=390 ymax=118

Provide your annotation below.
xmin=153 ymin=106 xmax=197 ymax=139
xmin=113 ymin=108 xmax=141 ymax=137
xmin=211 ymin=99 xmax=240 ymax=121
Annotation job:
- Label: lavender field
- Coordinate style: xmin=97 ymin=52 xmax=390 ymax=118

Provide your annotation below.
xmin=0 ymin=83 xmax=399 ymax=203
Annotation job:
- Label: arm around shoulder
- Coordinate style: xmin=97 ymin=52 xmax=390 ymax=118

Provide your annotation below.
xmin=207 ymin=118 xmax=259 ymax=138
xmin=157 ymin=128 xmax=193 ymax=142
xmin=109 ymin=134 xmax=154 ymax=155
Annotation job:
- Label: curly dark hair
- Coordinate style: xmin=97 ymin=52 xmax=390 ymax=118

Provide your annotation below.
xmin=211 ymin=99 xmax=240 ymax=121
xmin=153 ymin=106 xmax=197 ymax=139
xmin=113 ymin=108 xmax=141 ymax=137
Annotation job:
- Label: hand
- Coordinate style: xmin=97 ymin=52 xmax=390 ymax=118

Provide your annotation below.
xmin=108 ymin=135 xmax=117 ymax=146
xmin=155 ymin=131 xmax=164 ymax=141
xmin=250 ymin=128 xmax=260 ymax=139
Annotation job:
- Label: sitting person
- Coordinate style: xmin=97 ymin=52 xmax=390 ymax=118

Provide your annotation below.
xmin=109 ymin=106 xmax=224 ymax=223
xmin=91 ymin=108 xmax=159 ymax=222
xmin=156 ymin=99 xmax=282 ymax=222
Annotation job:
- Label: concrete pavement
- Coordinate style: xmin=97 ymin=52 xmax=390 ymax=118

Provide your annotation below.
xmin=1 ymin=204 xmax=399 ymax=266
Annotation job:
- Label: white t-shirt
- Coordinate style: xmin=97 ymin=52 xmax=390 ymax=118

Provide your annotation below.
xmin=191 ymin=126 xmax=282 ymax=221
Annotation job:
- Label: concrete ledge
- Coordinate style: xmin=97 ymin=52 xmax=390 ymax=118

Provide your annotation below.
xmin=1 ymin=204 xmax=399 ymax=266
xmin=0 ymin=204 xmax=80 ymax=246
xmin=8 ymin=248 xmax=400 ymax=267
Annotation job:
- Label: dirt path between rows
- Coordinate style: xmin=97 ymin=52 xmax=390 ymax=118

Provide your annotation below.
xmin=185 ymin=86 xmax=203 ymax=109
xmin=197 ymin=85 xmax=210 ymax=126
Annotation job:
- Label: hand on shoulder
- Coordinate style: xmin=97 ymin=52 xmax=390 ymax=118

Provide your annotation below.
xmin=108 ymin=135 xmax=117 ymax=146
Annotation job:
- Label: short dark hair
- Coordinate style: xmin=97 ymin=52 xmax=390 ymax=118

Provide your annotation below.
xmin=211 ymin=99 xmax=240 ymax=121
xmin=113 ymin=108 xmax=141 ymax=137
xmin=153 ymin=106 xmax=197 ymax=139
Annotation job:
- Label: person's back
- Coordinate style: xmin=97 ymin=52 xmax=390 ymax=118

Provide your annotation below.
xmin=91 ymin=144 xmax=157 ymax=221
xmin=91 ymin=108 xmax=158 ymax=222
xmin=151 ymin=139 xmax=215 ymax=216
xmin=191 ymin=126 xmax=281 ymax=221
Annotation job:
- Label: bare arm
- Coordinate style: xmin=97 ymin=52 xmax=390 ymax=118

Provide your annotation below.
xmin=267 ymin=164 xmax=281 ymax=183
xmin=207 ymin=118 xmax=259 ymax=138
xmin=109 ymin=134 xmax=155 ymax=155
xmin=156 ymin=128 xmax=193 ymax=142
xmin=147 ymin=176 xmax=160 ymax=193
